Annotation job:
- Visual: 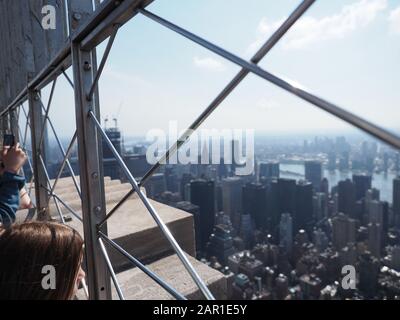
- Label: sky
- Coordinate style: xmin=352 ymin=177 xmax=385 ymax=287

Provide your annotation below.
xmin=37 ymin=0 xmax=400 ymax=141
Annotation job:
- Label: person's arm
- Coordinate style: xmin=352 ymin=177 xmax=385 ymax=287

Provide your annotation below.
xmin=0 ymin=143 xmax=27 ymax=227
xmin=0 ymin=171 xmax=25 ymax=226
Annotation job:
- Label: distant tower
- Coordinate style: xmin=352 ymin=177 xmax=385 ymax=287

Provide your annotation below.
xmin=394 ymin=177 xmax=400 ymax=228
xmin=368 ymin=222 xmax=382 ymax=259
xmin=337 ymin=179 xmax=356 ymax=218
xmin=305 ymin=160 xmax=322 ymax=191
xmin=102 ymin=116 xmax=122 ymax=180
xmin=190 ymin=179 xmax=216 ymax=252
xmin=332 ymin=213 xmax=356 ymax=250
xmin=352 ymin=173 xmax=372 ymax=201
xmin=242 ymin=182 xmax=267 ymax=230
xmin=259 ymin=161 xmax=280 ymax=180
xmin=222 ymin=177 xmax=244 ymax=230
xmin=295 ymin=180 xmax=313 ymax=233
xmin=279 ymin=213 xmax=293 ymax=255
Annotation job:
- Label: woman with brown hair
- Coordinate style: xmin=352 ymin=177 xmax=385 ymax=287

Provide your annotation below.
xmin=0 ymin=221 xmax=86 ymax=300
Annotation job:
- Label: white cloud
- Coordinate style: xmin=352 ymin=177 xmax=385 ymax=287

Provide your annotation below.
xmin=388 ymin=6 xmax=400 ymax=34
xmin=247 ymin=0 xmax=387 ymax=52
xmin=193 ymin=56 xmax=226 ymax=71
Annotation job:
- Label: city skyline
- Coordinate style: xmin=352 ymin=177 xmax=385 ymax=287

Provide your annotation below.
xmin=36 ymin=0 xmax=400 ymax=138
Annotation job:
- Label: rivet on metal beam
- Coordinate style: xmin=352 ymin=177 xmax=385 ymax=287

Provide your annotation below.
xmin=83 ymin=61 xmax=92 ymax=71
xmin=94 ymin=206 xmax=102 ymax=214
xmin=73 ymin=13 xmax=82 ymax=21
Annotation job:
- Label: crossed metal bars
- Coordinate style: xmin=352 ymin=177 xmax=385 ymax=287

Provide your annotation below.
xmin=0 ymin=0 xmax=399 ymax=300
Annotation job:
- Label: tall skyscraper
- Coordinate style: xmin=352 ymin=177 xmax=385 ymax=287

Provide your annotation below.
xmin=259 ymin=161 xmax=280 ymax=180
xmin=320 ymin=178 xmax=329 ymax=195
xmin=190 ymin=179 xmax=216 ymax=251
xmin=352 ymin=173 xmax=372 ymax=201
xmin=206 ymin=224 xmax=235 ymax=265
xmin=295 ymin=180 xmax=313 ymax=233
xmin=277 ymin=178 xmax=296 ymax=217
xmin=313 ymin=192 xmax=328 ymax=221
xmin=242 ymin=182 xmax=267 ymax=230
xmin=180 ymin=173 xmax=193 ymax=201
xmin=368 ymin=222 xmax=382 ymax=259
xmin=359 ymin=253 xmax=380 ymax=298
xmin=337 ymin=179 xmax=356 ymax=218
xmin=239 ymin=214 xmax=254 ymax=248
xmin=279 ymin=213 xmax=293 ymax=255
xmin=175 ymin=201 xmax=201 ymax=253
xmin=332 ymin=213 xmax=357 ymax=250
xmin=102 ymin=126 xmax=122 ymax=179
xmin=394 ymin=177 xmax=400 ymax=227
xmin=266 ymin=179 xmax=280 ymax=232
xmin=222 ymin=177 xmax=244 ymax=230
xmin=305 ymin=160 xmax=322 ymax=191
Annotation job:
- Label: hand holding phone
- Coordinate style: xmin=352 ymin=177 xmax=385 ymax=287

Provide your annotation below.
xmin=2 ymin=143 xmax=27 ymax=174
xmin=3 ymin=134 xmax=15 ymax=148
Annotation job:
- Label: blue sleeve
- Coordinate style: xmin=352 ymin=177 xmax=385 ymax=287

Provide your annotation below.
xmin=0 ymin=172 xmax=25 ymax=227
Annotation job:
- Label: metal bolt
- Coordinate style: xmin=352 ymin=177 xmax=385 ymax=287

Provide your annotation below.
xmin=94 ymin=206 xmax=102 ymax=214
xmin=83 ymin=61 xmax=92 ymax=71
xmin=92 ymin=172 xmax=99 ymax=179
xmin=73 ymin=13 xmax=82 ymax=21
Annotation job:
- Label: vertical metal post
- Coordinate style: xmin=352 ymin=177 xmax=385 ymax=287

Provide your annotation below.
xmin=28 ymin=89 xmax=49 ymax=220
xmin=71 ymin=42 xmax=111 ymax=300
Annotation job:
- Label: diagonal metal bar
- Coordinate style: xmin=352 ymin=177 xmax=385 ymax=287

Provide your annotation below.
xmin=39 ymin=155 xmax=65 ymax=224
xmin=139 ymin=8 xmax=400 ymax=150
xmin=62 ymin=69 xmax=75 ymax=89
xmin=44 ymin=131 xmax=78 ymax=210
xmin=21 ymin=107 xmax=31 ymax=148
xmin=87 ymin=24 xmax=120 ymax=101
xmin=98 ymin=238 xmax=125 ymax=300
xmin=40 ymin=103 xmax=81 ymax=198
xmin=38 ymin=79 xmax=57 ymax=151
xmin=99 ymin=232 xmax=186 ymax=300
xmin=41 ymin=184 xmax=83 ymax=223
xmin=89 ymin=111 xmax=214 ymax=300
xmin=99 ymin=0 xmax=317 ymax=227
xmin=81 ymin=278 xmax=89 ymax=300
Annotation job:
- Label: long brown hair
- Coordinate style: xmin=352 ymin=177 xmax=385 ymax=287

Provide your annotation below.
xmin=0 ymin=221 xmax=84 ymax=300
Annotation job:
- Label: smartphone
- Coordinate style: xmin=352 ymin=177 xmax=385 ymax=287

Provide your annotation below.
xmin=3 ymin=134 xmax=15 ymax=147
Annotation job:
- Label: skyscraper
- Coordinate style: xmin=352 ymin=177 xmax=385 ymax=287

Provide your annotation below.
xmin=206 ymin=224 xmax=235 ymax=265
xmin=305 ymin=160 xmax=322 ymax=191
xmin=278 ymin=178 xmax=296 ymax=217
xmin=352 ymin=173 xmax=372 ymax=201
xmin=242 ymin=182 xmax=267 ymax=230
xmin=332 ymin=213 xmax=357 ymax=250
xmin=222 ymin=177 xmax=244 ymax=230
xmin=259 ymin=161 xmax=280 ymax=180
xmin=337 ymin=179 xmax=356 ymax=218
xmin=102 ymin=126 xmax=122 ymax=179
xmin=359 ymin=253 xmax=380 ymax=298
xmin=368 ymin=222 xmax=382 ymax=259
xmin=279 ymin=213 xmax=293 ymax=255
xmin=295 ymin=180 xmax=313 ymax=233
xmin=313 ymin=192 xmax=328 ymax=221
xmin=190 ymin=179 xmax=216 ymax=251
xmin=175 ymin=201 xmax=201 ymax=253
xmin=394 ymin=177 xmax=400 ymax=227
